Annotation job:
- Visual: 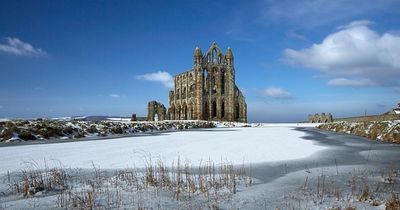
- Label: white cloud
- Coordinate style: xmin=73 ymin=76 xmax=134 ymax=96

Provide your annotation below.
xmin=109 ymin=94 xmax=121 ymax=98
xmin=0 ymin=37 xmax=47 ymax=57
xmin=283 ymin=20 xmax=400 ymax=88
xmin=136 ymin=71 xmax=174 ymax=88
xmin=262 ymin=87 xmax=292 ymax=99
xmin=327 ymin=78 xmax=374 ymax=87
xmin=337 ymin=20 xmax=374 ymax=29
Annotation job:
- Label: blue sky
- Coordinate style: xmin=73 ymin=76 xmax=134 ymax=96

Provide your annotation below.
xmin=0 ymin=0 xmax=399 ymax=122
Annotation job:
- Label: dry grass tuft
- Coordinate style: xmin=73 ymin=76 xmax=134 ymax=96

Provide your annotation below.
xmin=10 ymin=160 xmax=69 ymax=197
xmin=386 ymin=193 xmax=400 ymax=210
xmin=358 ymin=185 xmax=372 ymax=202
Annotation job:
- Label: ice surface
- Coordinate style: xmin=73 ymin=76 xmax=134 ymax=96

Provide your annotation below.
xmin=0 ymin=125 xmax=325 ymax=174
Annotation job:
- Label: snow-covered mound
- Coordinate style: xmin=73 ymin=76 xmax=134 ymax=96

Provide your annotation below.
xmin=0 ymin=120 xmax=217 ymax=142
xmin=0 ymin=119 xmax=318 ymax=143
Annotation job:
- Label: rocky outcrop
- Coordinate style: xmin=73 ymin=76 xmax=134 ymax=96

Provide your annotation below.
xmin=318 ymin=121 xmax=400 ymax=143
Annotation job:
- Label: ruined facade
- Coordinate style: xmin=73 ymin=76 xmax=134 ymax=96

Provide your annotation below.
xmin=147 ymin=101 xmax=166 ymax=121
xmin=146 ymin=43 xmax=247 ymax=122
xmin=308 ymin=113 xmax=333 ymax=123
xmin=166 ymin=42 xmax=247 ymax=122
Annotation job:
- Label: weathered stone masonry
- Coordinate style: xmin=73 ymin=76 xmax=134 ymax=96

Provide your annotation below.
xmin=148 ymin=42 xmax=247 ymax=122
xmin=308 ymin=113 xmax=333 ymax=123
xmin=147 ymin=101 xmax=166 ymax=121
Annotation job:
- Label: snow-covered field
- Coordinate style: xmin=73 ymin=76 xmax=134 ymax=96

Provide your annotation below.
xmin=0 ymin=125 xmax=324 ymax=174
xmin=1 ymin=124 xmax=399 ymax=209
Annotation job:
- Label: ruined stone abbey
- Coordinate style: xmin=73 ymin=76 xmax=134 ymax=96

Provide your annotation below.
xmin=147 ymin=42 xmax=247 ymax=122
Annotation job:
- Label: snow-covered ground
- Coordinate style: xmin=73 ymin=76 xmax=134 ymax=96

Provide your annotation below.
xmin=1 ymin=124 xmax=399 ymax=209
xmin=0 ymin=125 xmax=324 ymax=174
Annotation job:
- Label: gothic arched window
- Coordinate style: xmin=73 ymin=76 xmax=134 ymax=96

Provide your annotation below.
xmin=204 ymin=102 xmax=209 ymax=120
xmin=212 ymin=101 xmax=217 ymax=118
xmin=211 ymin=70 xmax=216 ymax=94
xmin=203 ymin=69 xmax=208 ymax=93
xmin=212 ymin=48 xmax=218 ymax=64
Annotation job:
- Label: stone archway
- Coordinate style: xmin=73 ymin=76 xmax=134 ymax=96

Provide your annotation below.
xmin=154 ymin=113 xmax=159 ymax=121
xmin=182 ymin=103 xmax=188 ymax=120
xmin=204 ymin=102 xmax=209 ymax=120
xmin=211 ymin=101 xmax=217 ymax=118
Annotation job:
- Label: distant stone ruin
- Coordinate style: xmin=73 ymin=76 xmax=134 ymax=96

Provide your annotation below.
xmin=147 ymin=101 xmax=166 ymax=121
xmin=308 ymin=113 xmax=333 ymax=123
xmin=131 ymin=114 xmax=137 ymax=121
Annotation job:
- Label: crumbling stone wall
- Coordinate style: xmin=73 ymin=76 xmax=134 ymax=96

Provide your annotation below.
xmin=308 ymin=113 xmax=333 ymax=123
xmin=147 ymin=101 xmax=166 ymax=121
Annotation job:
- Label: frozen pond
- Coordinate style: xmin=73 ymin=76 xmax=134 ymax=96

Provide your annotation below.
xmin=0 ymin=125 xmax=325 ymax=173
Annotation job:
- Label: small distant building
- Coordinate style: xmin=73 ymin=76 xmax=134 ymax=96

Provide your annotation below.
xmin=131 ymin=114 xmax=137 ymax=121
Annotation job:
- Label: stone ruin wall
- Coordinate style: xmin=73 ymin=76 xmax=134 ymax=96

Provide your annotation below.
xmin=147 ymin=101 xmax=166 ymax=121
xmin=308 ymin=113 xmax=333 ymax=123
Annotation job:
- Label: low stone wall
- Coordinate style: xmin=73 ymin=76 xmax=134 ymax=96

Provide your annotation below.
xmin=318 ymin=121 xmax=400 ymax=143
xmin=334 ymin=114 xmax=400 ymax=123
